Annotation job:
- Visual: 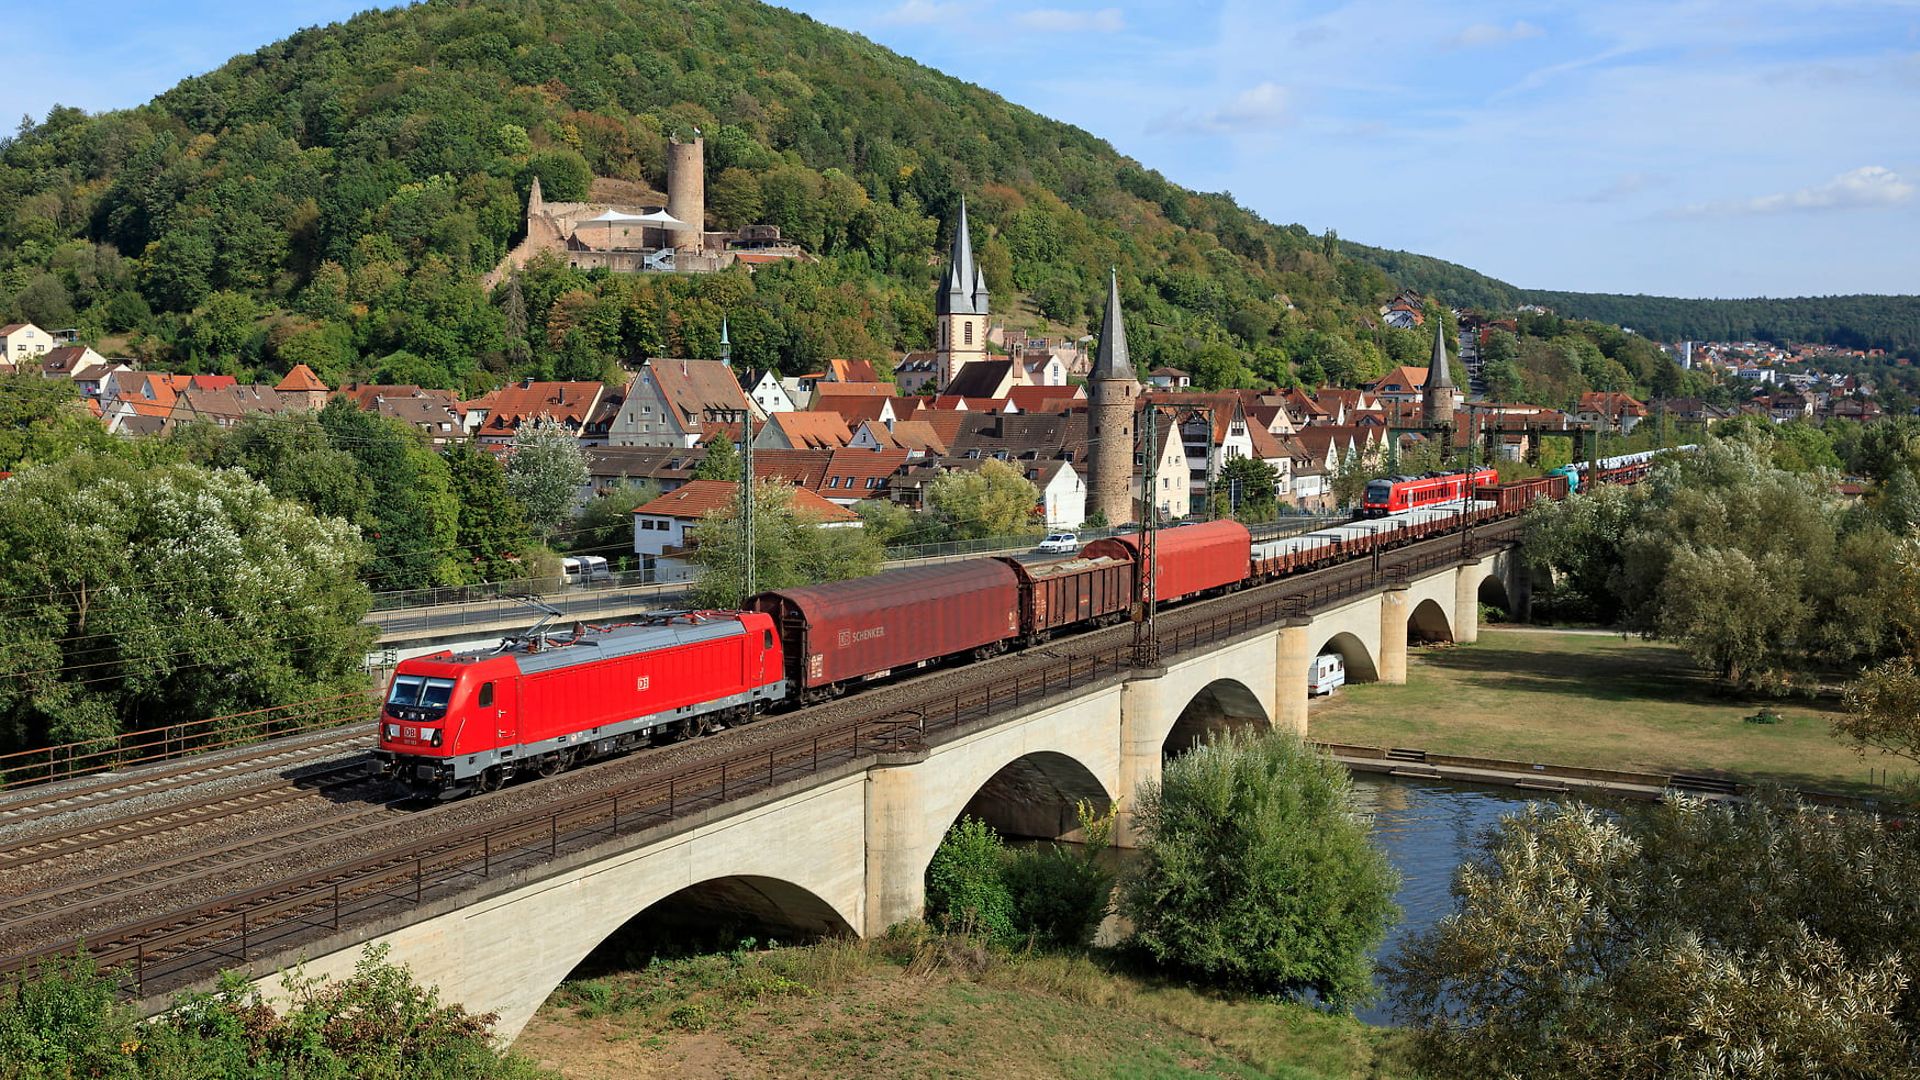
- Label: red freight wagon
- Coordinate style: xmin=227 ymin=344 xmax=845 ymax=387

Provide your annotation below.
xmin=375 ymin=611 xmax=784 ymax=794
xmin=1081 ymin=520 xmax=1252 ymax=604
xmin=995 ymin=552 xmax=1136 ymax=640
xmin=749 ymin=560 xmax=1021 ymax=694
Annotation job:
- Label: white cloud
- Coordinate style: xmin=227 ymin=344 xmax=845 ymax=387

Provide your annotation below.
xmin=1014 ymin=7 xmax=1125 ymax=33
xmin=1676 ymin=166 xmax=1915 ymax=217
xmin=878 ymin=0 xmax=968 ymax=26
xmin=1448 ymin=20 xmax=1545 ymax=49
xmin=1149 ymin=81 xmax=1293 ymax=135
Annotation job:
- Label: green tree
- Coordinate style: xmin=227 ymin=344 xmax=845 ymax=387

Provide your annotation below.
xmin=1120 ymin=730 xmax=1399 ymax=1007
xmin=0 ymin=372 xmax=115 ymax=470
xmin=445 ymin=444 xmax=536 ymax=582
xmin=690 ymin=479 xmax=883 ymax=608
xmin=924 ymin=817 xmax=1017 ymax=942
xmin=1214 ymin=455 xmax=1281 ymax=521
xmin=923 ymin=460 xmax=1040 ymax=540
xmin=504 ymin=416 xmax=588 ymax=538
xmin=211 ymin=411 xmax=372 ymax=527
xmin=0 ymin=453 xmax=373 ymax=753
xmin=1387 ymin=796 xmax=1920 ymax=1079
xmin=692 ymin=433 xmax=741 ymax=482
xmin=568 ymin=480 xmax=662 ymax=566
xmin=318 ymin=399 xmax=463 ymax=590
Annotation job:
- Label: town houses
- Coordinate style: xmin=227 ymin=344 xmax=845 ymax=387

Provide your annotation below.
xmin=0 ymin=203 xmax=1897 ymax=579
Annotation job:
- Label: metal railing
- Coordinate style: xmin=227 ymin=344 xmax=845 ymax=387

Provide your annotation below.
xmin=0 ymin=694 xmax=375 ymax=792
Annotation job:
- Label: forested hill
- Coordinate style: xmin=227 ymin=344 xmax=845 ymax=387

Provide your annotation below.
xmin=0 ymin=0 xmax=1445 ymax=393
xmin=1351 ymin=245 xmax=1920 ymax=358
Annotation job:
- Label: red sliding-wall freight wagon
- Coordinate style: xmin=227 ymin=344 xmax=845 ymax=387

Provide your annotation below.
xmin=748 ymin=560 xmax=1021 ymax=692
xmin=1081 ymin=519 xmax=1252 ymax=604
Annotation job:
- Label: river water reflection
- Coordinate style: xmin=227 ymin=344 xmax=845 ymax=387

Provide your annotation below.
xmin=1347 ymin=773 xmax=1545 ymax=1025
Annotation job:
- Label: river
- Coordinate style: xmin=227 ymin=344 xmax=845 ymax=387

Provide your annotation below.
xmin=1348 ymin=772 xmax=1544 ymax=1025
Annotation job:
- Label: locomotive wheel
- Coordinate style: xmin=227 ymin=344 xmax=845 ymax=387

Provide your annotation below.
xmin=537 ymin=750 xmax=574 ymax=778
xmin=677 ymin=715 xmax=710 ymax=740
xmin=475 ymin=766 xmax=505 ymax=794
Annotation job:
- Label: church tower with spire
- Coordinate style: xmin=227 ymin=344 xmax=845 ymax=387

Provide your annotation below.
xmin=1424 ymin=319 xmax=1457 ymax=452
xmin=934 ymin=197 xmax=990 ymax=388
xmin=1087 ymin=269 xmax=1139 ymax=525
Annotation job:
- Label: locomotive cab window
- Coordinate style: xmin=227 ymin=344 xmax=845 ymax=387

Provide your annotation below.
xmin=478 ymin=682 xmax=494 ymax=708
xmin=764 ymin=630 xmax=773 ymax=650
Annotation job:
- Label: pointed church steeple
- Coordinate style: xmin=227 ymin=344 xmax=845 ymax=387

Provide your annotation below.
xmin=938 ymin=196 xmax=982 ymax=317
xmin=1092 ymin=268 xmax=1136 ymax=382
xmin=1428 ymin=319 xmax=1453 ymax=390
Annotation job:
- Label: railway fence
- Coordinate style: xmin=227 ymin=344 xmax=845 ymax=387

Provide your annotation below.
xmin=0 ymin=522 xmax=1523 ymax=998
xmin=0 ymin=694 xmax=376 ymax=793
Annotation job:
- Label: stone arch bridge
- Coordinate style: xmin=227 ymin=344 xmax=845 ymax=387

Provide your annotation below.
xmin=237 ymin=545 xmax=1527 ymax=1040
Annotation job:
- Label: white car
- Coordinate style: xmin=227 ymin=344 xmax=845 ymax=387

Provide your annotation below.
xmin=1035 ymin=532 xmax=1079 ymax=554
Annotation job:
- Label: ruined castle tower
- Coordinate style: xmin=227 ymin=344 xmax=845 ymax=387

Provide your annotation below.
xmin=1087 ymin=268 xmax=1139 ymax=525
xmin=667 ymin=133 xmax=705 ymax=254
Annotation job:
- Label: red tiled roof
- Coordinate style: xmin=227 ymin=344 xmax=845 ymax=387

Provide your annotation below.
xmin=827 ymin=358 xmax=881 ymax=384
xmin=819 ymin=448 xmax=911 ymax=497
xmin=1005 ymin=385 xmax=1082 ymax=413
xmin=274 ymin=363 xmax=329 ymax=393
xmin=811 ymin=382 xmax=897 ymax=402
xmin=467 ymin=381 xmax=604 ymax=431
xmin=634 ymin=479 xmax=858 ymax=523
xmin=767 ymin=410 xmax=852 ymax=450
xmin=887 ymin=420 xmax=949 ymax=456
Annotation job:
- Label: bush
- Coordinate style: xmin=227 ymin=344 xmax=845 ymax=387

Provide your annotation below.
xmin=924 ymin=817 xmax=1017 ymax=941
xmin=1120 ymin=730 xmax=1399 ymax=1007
xmin=0 ymin=946 xmax=549 ymax=1080
xmin=1386 ymin=795 xmax=1920 ymax=1079
xmin=1003 ymin=845 xmax=1113 ymax=949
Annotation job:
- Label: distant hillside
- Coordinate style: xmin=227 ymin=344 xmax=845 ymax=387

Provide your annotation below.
xmin=1347 ymin=246 xmax=1920 ymax=358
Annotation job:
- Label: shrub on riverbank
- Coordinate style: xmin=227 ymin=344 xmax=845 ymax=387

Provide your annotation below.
xmin=1386 ymin=793 xmax=1920 ymax=1078
xmin=0 ymin=946 xmax=549 ymax=1080
xmin=1121 ymin=730 xmax=1400 ymax=1008
xmin=924 ymin=806 xmax=1116 ymax=948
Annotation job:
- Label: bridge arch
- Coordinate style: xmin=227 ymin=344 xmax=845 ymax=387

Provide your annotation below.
xmin=570 ymin=874 xmax=855 ymax=976
xmin=951 ymin=749 xmax=1113 ymax=842
xmin=1408 ymin=597 xmax=1453 ymax=644
xmin=1163 ymin=678 xmax=1269 ymax=759
xmin=1477 ymin=574 xmax=1511 ymax=614
xmin=1317 ymin=630 xmax=1379 ymax=683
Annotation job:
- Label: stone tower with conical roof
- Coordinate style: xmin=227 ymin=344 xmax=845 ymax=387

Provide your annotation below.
xmin=1087 ymin=269 xmax=1139 ymax=525
xmin=934 ymin=197 xmax=990 ymax=387
xmin=1424 ymin=319 xmax=1455 ymax=433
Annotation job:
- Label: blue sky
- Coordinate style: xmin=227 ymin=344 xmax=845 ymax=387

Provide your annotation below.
xmin=8 ymin=1 xmax=1918 ymax=297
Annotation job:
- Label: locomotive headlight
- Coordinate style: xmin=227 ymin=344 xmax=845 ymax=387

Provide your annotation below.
xmin=429 ymin=728 xmax=442 ymax=747
xmin=386 ymin=724 xmax=400 ymax=739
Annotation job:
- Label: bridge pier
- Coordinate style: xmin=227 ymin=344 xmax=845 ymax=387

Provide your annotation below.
xmin=1274 ymin=621 xmax=1310 ymax=734
xmin=1378 ymin=586 xmax=1410 ymax=684
xmin=1113 ymin=671 xmax=1167 ymax=849
xmin=1506 ymin=555 xmax=1533 ymax=622
xmin=1454 ymin=565 xmax=1480 ymax=645
xmin=864 ymin=753 xmax=934 ymax=936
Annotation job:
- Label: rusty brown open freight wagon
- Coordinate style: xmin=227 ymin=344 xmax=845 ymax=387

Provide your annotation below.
xmin=995 ymin=553 xmax=1136 ymax=640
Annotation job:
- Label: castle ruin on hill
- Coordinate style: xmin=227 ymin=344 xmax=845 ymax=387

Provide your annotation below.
xmin=484 ymin=133 xmax=809 ymax=289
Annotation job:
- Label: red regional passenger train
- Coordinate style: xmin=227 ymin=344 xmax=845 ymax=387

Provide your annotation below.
xmin=376 ymin=452 xmax=1683 ymax=797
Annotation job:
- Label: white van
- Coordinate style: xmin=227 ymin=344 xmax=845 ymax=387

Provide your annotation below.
xmin=1308 ymin=652 xmax=1347 ymax=697
xmin=561 ymin=555 xmax=612 ymax=585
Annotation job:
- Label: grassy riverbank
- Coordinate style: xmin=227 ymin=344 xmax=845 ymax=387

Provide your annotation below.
xmin=516 ymin=932 xmax=1414 ymax=1079
xmin=1311 ymin=627 xmax=1893 ymax=795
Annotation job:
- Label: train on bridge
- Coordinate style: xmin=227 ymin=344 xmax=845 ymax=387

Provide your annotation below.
xmin=376 ymin=451 xmax=1683 ymax=797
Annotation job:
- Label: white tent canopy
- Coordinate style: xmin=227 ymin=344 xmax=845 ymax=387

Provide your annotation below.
xmin=584 ymin=208 xmax=695 ymax=231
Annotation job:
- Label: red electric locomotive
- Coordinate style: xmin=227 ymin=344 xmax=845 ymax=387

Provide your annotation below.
xmin=375 ymin=611 xmax=785 ymax=796
xmin=1360 ymin=467 xmax=1498 ymax=517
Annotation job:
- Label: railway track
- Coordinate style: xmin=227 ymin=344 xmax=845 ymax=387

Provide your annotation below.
xmin=0 ymin=758 xmax=377 ymax=876
xmin=0 ymin=522 xmax=1521 ymax=996
xmin=0 ymin=723 xmax=372 ymax=830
